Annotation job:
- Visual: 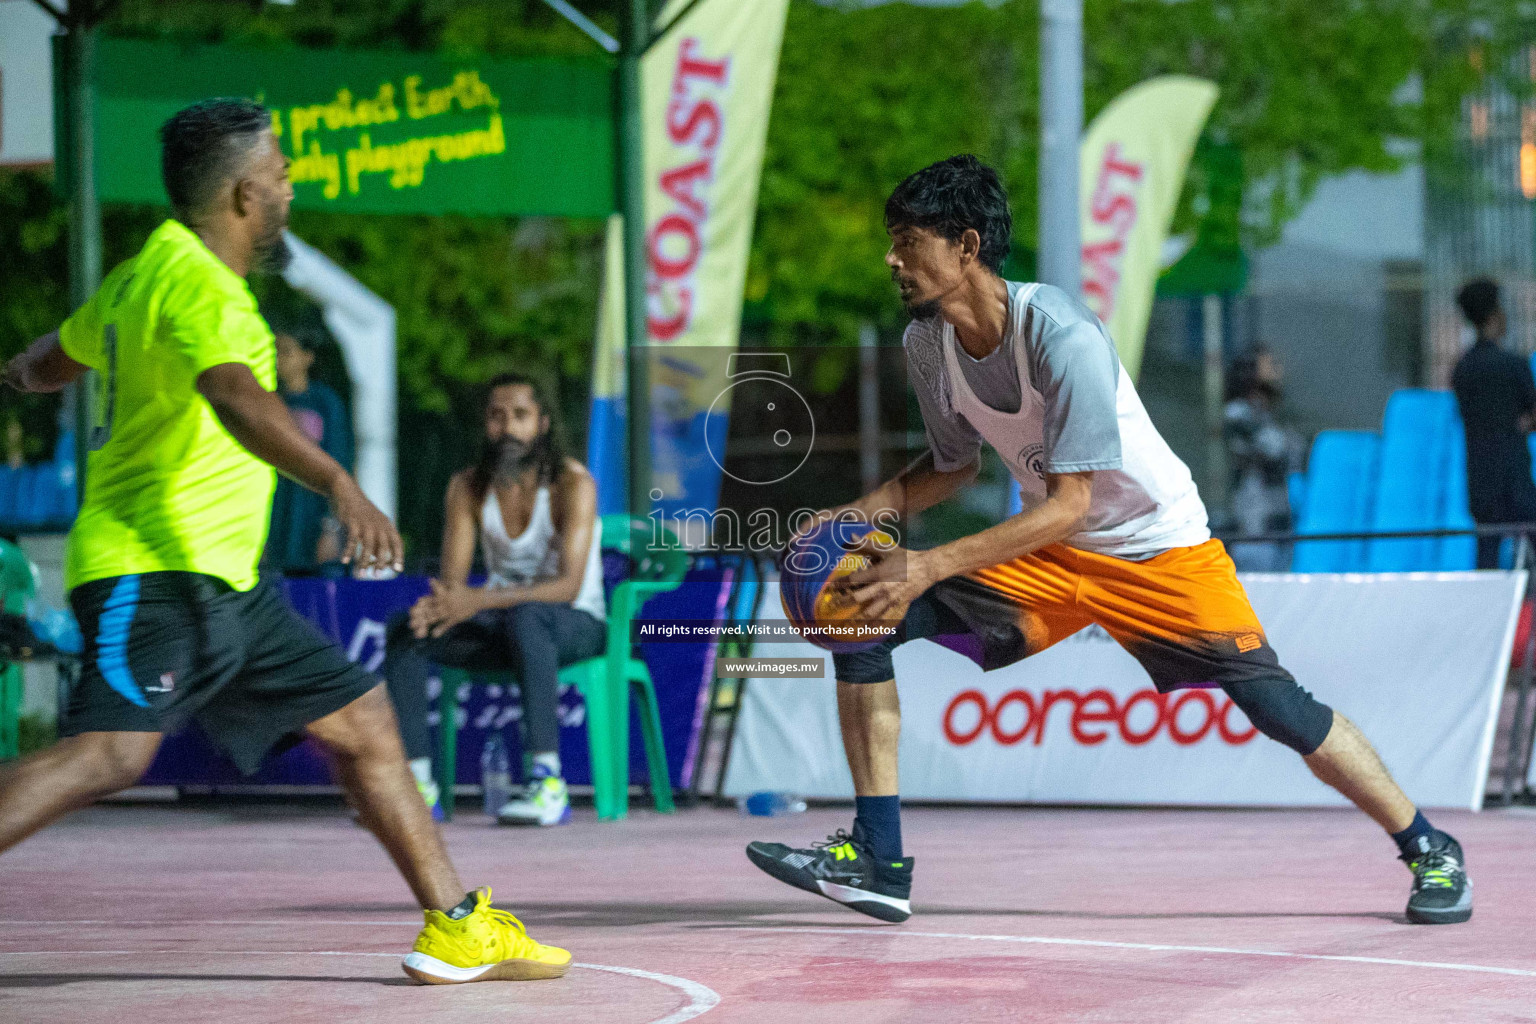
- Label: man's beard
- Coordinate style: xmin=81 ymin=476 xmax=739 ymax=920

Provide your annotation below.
xmin=252 ymin=206 xmax=292 ymax=275
xmin=480 ymin=435 xmax=538 ymax=483
xmin=896 ymin=274 xmax=940 ymax=320
xmin=903 ymin=295 xmax=942 ymax=320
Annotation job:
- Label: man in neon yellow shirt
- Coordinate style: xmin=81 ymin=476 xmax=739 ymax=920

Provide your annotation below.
xmin=0 ymin=99 xmax=566 ymax=985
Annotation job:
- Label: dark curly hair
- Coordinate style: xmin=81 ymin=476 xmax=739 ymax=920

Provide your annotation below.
xmin=1456 ymin=277 xmax=1501 ymax=331
xmin=159 ymin=98 xmax=272 ymax=219
xmin=885 ymin=154 xmax=1013 ymax=273
xmin=468 ymin=372 xmax=567 ymax=506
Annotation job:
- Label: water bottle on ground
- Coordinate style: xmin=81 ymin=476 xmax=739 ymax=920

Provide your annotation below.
xmin=738 ymin=791 xmax=807 ymax=816
xmin=480 ymin=734 xmax=513 ymax=817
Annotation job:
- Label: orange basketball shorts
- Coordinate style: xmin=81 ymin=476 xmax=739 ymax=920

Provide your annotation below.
xmin=831 ymin=539 xmax=1294 ymax=693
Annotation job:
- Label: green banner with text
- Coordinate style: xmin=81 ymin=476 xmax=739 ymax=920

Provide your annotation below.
xmin=82 ymin=37 xmax=616 ymax=218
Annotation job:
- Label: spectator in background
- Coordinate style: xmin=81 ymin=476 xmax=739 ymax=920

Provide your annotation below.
xmin=381 ymin=372 xmax=605 ymax=826
xmin=1224 ymin=345 xmax=1302 ymax=570
xmin=1451 ymin=278 xmax=1536 ymax=569
xmin=264 ymin=324 xmax=353 ymax=570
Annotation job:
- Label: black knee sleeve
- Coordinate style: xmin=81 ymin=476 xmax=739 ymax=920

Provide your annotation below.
xmin=1222 ymin=677 xmax=1334 ymax=755
xmin=832 ymin=643 xmax=898 ymax=684
xmin=829 ymin=589 xmax=969 ymax=684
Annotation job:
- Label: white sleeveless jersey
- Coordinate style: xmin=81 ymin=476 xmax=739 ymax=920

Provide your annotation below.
xmin=909 ymin=281 xmax=1210 ymax=559
xmin=480 ymin=484 xmax=606 ymax=621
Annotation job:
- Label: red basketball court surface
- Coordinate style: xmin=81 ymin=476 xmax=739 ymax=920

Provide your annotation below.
xmin=1 ymin=800 xmax=1532 ymax=1022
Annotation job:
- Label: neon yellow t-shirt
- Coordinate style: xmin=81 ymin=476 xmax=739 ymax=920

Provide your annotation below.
xmin=59 ymin=219 xmax=277 ymax=593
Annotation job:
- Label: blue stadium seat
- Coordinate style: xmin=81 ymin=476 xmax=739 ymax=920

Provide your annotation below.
xmin=1366 ymin=390 xmax=1458 ymax=572
xmin=1439 ymin=417 xmax=1478 ymax=570
xmin=10 ymin=467 xmax=38 ymax=527
xmin=1286 ymin=471 xmax=1306 ymax=526
xmin=0 ymin=467 xmax=17 ymax=524
xmin=22 ymin=464 xmax=63 ymax=526
xmin=1292 ymin=430 xmax=1380 ymax=572
xmin=47 ymin=431 xmax=77 ymax=525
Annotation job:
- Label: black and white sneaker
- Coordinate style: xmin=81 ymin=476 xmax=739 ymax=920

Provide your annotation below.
xmin=746 ymin=826 xmax=913 ymax=922
xmin=1403 ymin=832 xmax=1473 ymax=925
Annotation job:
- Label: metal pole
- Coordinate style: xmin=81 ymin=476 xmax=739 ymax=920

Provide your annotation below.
xmin=619 ymin=0 xmax=652 ymax=525
xmin=1037 ymin=0 xmax=1082 ymax=296
xmin=1506 ymin=535 xmax=1536 ymax=804
xmin=1202 ymin=294 xmax=1228 ymax=514
xmin=858 ymin=321 xmax=880 ymax=494
xmin=61 ymin=15 xmax=101 ymax=507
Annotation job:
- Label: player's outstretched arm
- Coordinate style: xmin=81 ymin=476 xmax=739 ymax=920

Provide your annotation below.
xmin=196 ymin=361 xmax=403 ymax=572
xmin=2 ymin=332 xmax=89 ymax=393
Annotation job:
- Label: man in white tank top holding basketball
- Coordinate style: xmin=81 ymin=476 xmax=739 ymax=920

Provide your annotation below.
xmin=745 ymin=156 xmax=1471 ymax=927
xmin=383 ymin=373 xmax=606 ymax=826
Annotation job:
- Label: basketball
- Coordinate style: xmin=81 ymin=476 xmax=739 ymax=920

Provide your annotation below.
xmin=780 ymin=520 xmax=897 ymax=652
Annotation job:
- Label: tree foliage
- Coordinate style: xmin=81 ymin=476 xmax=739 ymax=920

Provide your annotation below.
xmin=3 ymin=0 xmax=616 ymax=417
xmin=6 ymin=1 xmax=1528 ymax=368
xmin=754 ymin=0 xmax=1531 ymax=341
xmin=1 ymin=0 xmax=1529 ymax=537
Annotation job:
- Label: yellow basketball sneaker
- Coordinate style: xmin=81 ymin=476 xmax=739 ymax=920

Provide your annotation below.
xmin=402 ymin=887 xmax=571 ymax=984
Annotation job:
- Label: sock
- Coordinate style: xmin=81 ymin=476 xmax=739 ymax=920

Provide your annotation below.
xmin=853 ymin=795 xmax=903 ymax=860
xmin=1391 ymin=809 xmax=1437 ymax=859
xmin=531 ymin=752 xmax=562 ymax=780
xmin=408 ymin=757 xmax=433 ymax=786
xmin=446 ymin=891 xmax=479 ymax=920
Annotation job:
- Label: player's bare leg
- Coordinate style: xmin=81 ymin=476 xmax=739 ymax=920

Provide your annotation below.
xmin=1296 ymin=709 xmax=1469 ymax=922
xmin=1303 ymin=710 xmax=1416 ymax=833
xmin=307 ymin=684 xmax=573 ymax=981
xmin=838 ymin=678 xmax=901 ymax=796
xmin=305 ymin=684 xmax=464 ymax=911
xmin=745 ymin=680 xmax=914 ymax=922
xmin=0 ymin=731 xmax=161 ymax=855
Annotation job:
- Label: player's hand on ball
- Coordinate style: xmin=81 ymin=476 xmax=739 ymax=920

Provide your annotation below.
xmin=838 ymin=542 xmax=933 ymax=625
xmin=329 ymin=476 xmax=404 ymax=574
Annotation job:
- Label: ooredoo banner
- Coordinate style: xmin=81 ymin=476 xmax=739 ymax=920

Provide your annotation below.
xmin=724 ymin=572 xmax=1524 ymax=809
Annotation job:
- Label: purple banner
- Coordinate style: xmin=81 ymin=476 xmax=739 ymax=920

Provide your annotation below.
xmin=141 ymin=572 xmax=730 ymax=790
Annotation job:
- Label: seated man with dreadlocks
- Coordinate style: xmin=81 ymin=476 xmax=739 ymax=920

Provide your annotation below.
xmin=383 ymin=372 xmax=606 ymax=826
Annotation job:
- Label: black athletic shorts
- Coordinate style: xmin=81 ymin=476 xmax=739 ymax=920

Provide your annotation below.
xmin=62 ymin=571 xmax=378 ymax=774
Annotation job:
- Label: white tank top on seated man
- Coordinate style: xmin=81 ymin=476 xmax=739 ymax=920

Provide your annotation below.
xmin=480 ymin=483 xmax=606 ymax=623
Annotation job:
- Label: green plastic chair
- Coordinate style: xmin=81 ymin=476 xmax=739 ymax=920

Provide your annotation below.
xmin=435 ymin=514 xmax=689 ymax=821
xmin=0 ymin=539 xmax=36 ymax=761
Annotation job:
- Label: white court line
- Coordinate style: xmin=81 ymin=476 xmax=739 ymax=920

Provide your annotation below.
xmin=575 ymin=963 xmax=720 ymax=1024
xmin=760 ymin=927 xmax=1536 ymax=979
xmin=9 ymin=918 xmax=1534 ymax=980
xmin=0 ymin=950 xmax=721 ymax=1023
xmin=0 ymin=920 xmax=425 ymax=927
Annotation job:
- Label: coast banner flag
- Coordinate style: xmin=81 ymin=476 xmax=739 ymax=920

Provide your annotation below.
xmin=588 ymin=0 xmax=791 ymax=520
xmin=1078 ymin=76 xmax=1217 ymax=381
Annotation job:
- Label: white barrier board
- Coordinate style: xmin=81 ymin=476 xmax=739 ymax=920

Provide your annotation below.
xmin=723 ymin=572 xmax=1524 ymax=809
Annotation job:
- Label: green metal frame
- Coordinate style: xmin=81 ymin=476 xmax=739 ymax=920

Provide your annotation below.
xmin=0 ymin=665 xmax=21 ymax=761
xmin=0 ymin=539 xmax=37 ymax=761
